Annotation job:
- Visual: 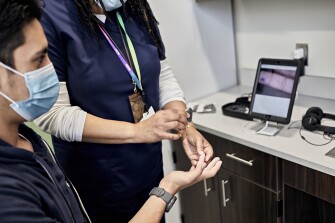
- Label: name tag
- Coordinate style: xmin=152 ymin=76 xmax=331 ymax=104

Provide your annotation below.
xmin=140 ymin=106 xmax=155 ymax=122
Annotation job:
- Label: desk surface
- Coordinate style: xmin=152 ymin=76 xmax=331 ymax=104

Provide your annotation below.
xmin=192 ymin=86 xmax=335 ymax=177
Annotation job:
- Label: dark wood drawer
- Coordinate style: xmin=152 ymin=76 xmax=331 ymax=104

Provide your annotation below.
xmin=283 ymin=160 xmax=335 ymax=204
xmin=218 ymin=169 xmax=279 ymax=223
xmin=200 ymin=130 xmax=279 ymax=192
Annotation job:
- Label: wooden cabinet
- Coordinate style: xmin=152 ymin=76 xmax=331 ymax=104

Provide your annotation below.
xmin=173 ymin=130 xmax=281 ymax=223
xmin=218 ymin=169 xmax=278 ymax=223
xmin=283 ymin=160 xmax=335 ymax=223
xmin=207 ymin=130 xmax=281 ymax=223
xmin=174 ymin=130 xmax=335 ymax=223
xmin=174 ymin=139 xmax=221 ymax=223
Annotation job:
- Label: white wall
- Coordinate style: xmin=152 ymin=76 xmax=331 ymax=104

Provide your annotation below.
xmin=234 ymin=0 xmax=335 ymax=78
xmin=150 ymin=0 xmax=237 ymax=102
xmin=234 ymin=0 xmax=335 ymax=100
xmin=149 ymin=0 xmax=237 ymax=222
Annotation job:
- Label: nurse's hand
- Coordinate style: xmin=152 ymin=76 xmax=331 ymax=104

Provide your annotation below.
xmin=135 ymin=109 xmax=188 ymax=143
xmin=181 ymin=124 xmax=214 ymax=166
xmin=159 ymin=153 xmax=222 ymax=194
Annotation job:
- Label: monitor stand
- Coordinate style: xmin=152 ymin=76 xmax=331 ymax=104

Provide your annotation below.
xmin=256 ymin=121 xmax=280 ymax=136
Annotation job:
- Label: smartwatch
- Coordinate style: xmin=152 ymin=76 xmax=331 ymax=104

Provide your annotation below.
xmin=149 ymin=187 xmax=177 ymax=212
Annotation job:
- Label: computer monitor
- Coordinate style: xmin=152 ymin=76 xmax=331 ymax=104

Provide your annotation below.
xmin=249 ymin=58 xmax=301 ymax=125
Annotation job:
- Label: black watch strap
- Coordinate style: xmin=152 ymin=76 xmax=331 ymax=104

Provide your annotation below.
xmin=149 ymin=187 xmax=177 ymax=212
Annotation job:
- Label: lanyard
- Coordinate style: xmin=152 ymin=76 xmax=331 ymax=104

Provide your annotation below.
xmin=116 ymin=12 xmax=142 ymax=85
xmin=98 ymin=23 xmax=143 ymax=91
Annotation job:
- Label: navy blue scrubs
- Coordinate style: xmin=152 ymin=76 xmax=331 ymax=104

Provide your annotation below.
xmin=41 ymin=0 xmax=164 ymax=222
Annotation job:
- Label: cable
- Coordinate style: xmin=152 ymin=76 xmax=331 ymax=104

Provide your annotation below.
xmin=288 ymin=120 xmax=324 ymax=135
xmin=287 ymin=120 xmax=301 ymax=130
xmin=288 ymin=120 xmax=334 ymax=146
xmin=299 ymin=127 xmax=334 ymax=146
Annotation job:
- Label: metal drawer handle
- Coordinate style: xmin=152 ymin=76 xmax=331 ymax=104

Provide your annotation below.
xmin=226 ymin=153 xmax=254 ymax=166
xmin=222 ymin=180 xmax=230 ymax=207
xmin=203 ymin=179 xmax=212 ymax=197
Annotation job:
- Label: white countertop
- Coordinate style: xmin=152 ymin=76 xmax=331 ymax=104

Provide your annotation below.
xmin=191 ymin=86 xmax=335 ymax=177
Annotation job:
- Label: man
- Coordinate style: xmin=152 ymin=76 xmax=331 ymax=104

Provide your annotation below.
xmin=0 ymin=0 xmax=222 ymax=222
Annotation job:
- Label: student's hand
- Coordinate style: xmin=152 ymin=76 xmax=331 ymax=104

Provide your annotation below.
xmin=181 ymin=125 xmax=214 ymax=166
xmin=159 ymin=153 xmax=222 ymax=195
xmin=135 ymin=109 xmax=188 ymax=143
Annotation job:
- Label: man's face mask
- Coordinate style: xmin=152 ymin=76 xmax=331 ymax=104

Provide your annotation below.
xmin=95 ymin=0 xmax=127 ymax=11
xmin=0 ymin=62 xmax=59 ymax=121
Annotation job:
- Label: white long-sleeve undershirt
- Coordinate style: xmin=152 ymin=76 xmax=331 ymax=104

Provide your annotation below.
xmin=34 ymin=59 xmax=186 ymax=142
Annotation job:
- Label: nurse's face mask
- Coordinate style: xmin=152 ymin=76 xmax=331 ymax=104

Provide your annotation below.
xmin=0 ymin=62 xmax=60 ymax=121
xmin=95 ymin=0 xmax=127 ymax=11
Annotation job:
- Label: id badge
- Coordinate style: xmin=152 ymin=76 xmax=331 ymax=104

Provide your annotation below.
xmin=140 ymin=106 xmax=155 ymax=122
xmin=129 ymin=92 xmax=144 ymax=123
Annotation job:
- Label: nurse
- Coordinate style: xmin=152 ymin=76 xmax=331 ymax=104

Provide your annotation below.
xmin=35 ymin=0 xmax=214 ymax=222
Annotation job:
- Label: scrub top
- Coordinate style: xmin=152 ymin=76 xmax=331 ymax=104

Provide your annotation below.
xmin=41 ymin=0 xmax=163 ymax=217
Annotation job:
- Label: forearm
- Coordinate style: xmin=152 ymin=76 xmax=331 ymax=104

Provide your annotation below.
xmin=129 ymin=196 xmax=166 ymax=223
xmin=82 ymin=113 xmax=138 ymax=144
xmin=35 ymin=82 xmax=142 ymax=144
xmin=37 ymin=82 xmax=186 ymax=144
xmin=129 ymin=181 xmax=178 ymax=223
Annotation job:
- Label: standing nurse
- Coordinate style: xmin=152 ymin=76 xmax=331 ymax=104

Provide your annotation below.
xmin=36 ymin=0 xmax=214 ymax=222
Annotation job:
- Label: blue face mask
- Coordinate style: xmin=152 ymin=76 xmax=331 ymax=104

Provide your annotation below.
xmin=0 ymin=63 xmax=59 ymax=121
xmin=95 ymin=0 xmax=127 ymax=11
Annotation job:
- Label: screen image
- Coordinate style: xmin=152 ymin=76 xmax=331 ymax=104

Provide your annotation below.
xmin=252 ymin=64 xmax=297 ymax=118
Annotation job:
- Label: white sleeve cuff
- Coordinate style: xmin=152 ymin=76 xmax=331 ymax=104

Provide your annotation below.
xmin=159 ymin=59 xmax=186 ymax=108
xmin=34 ymin=82 xmax=87 ymax=142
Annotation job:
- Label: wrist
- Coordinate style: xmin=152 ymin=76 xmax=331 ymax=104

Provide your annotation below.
xmin=186 ymin=122 xmax=196 ymax=130
xmin=159 ymin=179 xmax=179 ymax=195
xmin=180 ymin=122 xmax=196 ymax=139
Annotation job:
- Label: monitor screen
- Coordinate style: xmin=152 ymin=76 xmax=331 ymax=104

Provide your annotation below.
xmin=249 ymin=58 xmax=301 ymax=124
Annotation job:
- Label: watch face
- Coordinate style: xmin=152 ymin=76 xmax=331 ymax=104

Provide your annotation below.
xmin=166 ymin=196 xmax=177 ymax=212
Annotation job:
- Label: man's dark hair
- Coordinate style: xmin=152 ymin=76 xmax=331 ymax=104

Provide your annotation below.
xmin=74 ymin=0 xmax=166 ymax=60
xmin=0 ymin=0 xmax=42 ymax=68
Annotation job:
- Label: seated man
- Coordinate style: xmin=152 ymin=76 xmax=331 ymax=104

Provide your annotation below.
xmin=0 ymin=0 xmax=222 ymax=222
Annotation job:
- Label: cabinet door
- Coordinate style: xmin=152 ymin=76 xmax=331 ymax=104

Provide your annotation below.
xmin=199 ymin=130 xmax=279 ymax=191
xmin=219 ymin=169 xmax=278 ymax=223
xmin=283 ymin=160 xmax=335 ymax=223
xmin=173 ymin=141 xmax=221 ymax=223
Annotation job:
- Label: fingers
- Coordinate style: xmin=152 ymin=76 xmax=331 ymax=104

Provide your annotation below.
xmin=152 ymin=110 xmax=188 ymax=134
xmin=207 ymin=160 xmax=222 ymax=177
xmin=203 ymin=141 xmax=214 ymax=162
xmin=200 ymin=157 xmax=222 ymax=179
xmin=184 ymin=129 xmax=213 ymax=163
xmin=195 ymin=137 xmax=204 ymax=154
xmin=194 ymin=136 xmax=213 ymax=162
xmin=157 ymin=132 xmax=181 ymax=141
xmin=204 ymin=157 xmax=220 ymax=170
xmin=188 ymin=153 xmax=206 ymax=179
xmin=161 ymin=109 xmax=188 ymax=128
xmin=164 ymin=120 xmax=187 ymax=132
xmin=191 ymin=160 xmax=198 ymax=166
xmin=140 ymin=109 xmax=189 ymax=142
xmin=175 ymin=109 xmax=189 ymax=119
xmin=195 ymin=153 xmax=206 ymax=170
xmin=181 ymin=155 xmax=221 ymax=190
xmin=182 ymin=139 xmax=200 ymax=165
